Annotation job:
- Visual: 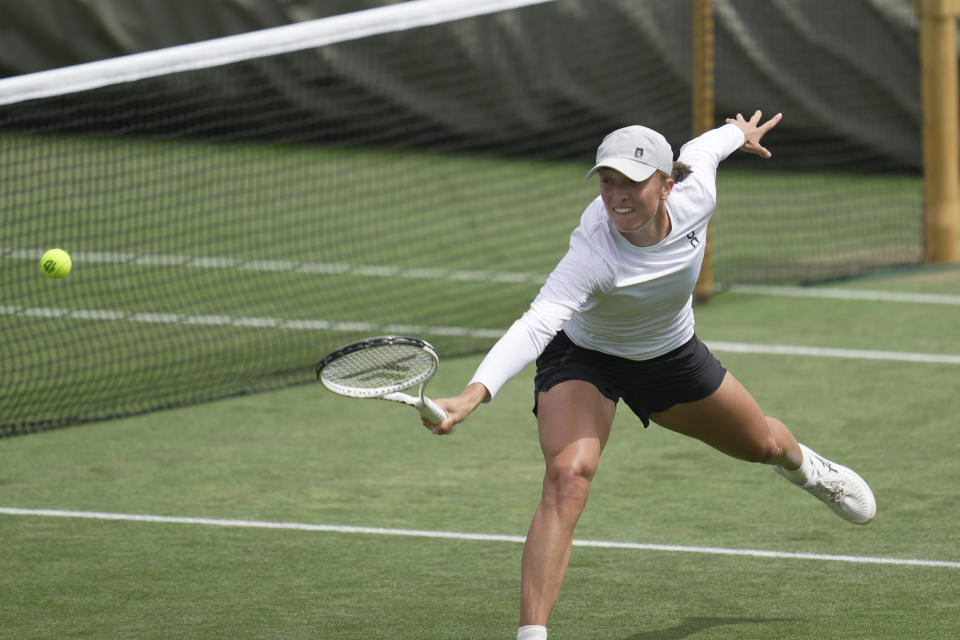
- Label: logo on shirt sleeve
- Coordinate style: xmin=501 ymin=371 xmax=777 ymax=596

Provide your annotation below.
xmin=687 ymin=231 xmax=701 ymax=248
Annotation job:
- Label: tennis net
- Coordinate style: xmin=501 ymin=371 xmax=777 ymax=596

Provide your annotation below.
xmin=0 ymin=0 xmax=924 ymax=434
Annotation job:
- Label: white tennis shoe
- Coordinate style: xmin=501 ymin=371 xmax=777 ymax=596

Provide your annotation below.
xmin=775 ymin=447 xmax=876 ymax=525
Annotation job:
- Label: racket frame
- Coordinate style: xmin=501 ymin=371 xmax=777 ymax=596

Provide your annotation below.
xmin=316 ymin=336 xmax=448 ymax=425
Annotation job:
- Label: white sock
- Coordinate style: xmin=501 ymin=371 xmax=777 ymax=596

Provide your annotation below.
xmin=780 ymin=443 xmax=816 ymax=484
xmin=517 ymin=625 xmax=547 ymax=640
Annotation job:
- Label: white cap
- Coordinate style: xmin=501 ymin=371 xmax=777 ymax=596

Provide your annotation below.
xmin=585 ymin=125 xmax=673 ymax=182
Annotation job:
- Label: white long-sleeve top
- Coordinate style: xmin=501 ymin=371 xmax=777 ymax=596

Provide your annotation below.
xmin=469 ymin=123 xmax=746 ymax=399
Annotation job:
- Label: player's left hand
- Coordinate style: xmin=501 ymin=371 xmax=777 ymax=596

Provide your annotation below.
xmin=726 ymin=110 xmax=782 ymax=158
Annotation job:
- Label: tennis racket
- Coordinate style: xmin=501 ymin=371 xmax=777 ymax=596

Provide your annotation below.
xmin=316 ymin=336 xmax=449 ymax=426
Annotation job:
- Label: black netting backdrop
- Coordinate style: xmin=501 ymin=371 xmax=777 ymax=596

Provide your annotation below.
xmin=0 ymin=0 xmax=925 ymax=434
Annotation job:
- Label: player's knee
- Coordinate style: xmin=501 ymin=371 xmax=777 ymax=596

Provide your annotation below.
xmin=543 ymin=458 xmax=596 ymax=510
xmin=737 ymin=433 xmax=782 ymax=464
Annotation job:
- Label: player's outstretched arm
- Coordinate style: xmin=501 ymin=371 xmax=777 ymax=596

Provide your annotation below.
xmin=725 ymin=110 xmax=782 ymax=158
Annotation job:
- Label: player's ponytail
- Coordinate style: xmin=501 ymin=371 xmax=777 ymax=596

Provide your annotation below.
xmin=671 ymin=161 xmax=692 ymax=183
xmin=657 ymin=162 xmax=693 ymax=184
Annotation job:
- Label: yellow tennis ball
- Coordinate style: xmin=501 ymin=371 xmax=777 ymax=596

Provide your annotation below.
xmin=41 ymin=248 xmax=72 ymax=279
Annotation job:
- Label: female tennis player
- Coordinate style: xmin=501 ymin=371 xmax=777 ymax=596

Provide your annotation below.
xmin=423 ymin=110 xmax=876 ymax=640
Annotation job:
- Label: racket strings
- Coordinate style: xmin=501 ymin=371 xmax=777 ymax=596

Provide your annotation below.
xmin=323 ymin=344 xmax=436 ymax=391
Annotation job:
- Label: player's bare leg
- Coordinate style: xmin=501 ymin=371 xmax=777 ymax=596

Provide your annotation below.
xmin=652 ymin=372 xmax=875 ymax=524
xmin=520 ymin=381 xmax=615 ymax=629
xmin=651 ymin=372 xmax=799 ymax=466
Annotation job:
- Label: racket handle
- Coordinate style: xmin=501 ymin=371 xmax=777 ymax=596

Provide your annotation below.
xmin=419 ymin=395 xmax=448 ymax=425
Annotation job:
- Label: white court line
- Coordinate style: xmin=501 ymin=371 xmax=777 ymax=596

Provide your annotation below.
xmin=0 ymin=304 xmax=505 ymax=340
xmin=1 ymin=248 xmax=549 ymax=285
xmin=8 ymin=248 xmax=958 ymax=303
xmin=706 ymin=341 xmax=960 ymax=365
xmin=2 ymin=304 xmax=958 ymax=365
xmin=2 ymin=507 xmax=958 ymax=570
xmin=728 ymin=283 xmax=960 ymax=306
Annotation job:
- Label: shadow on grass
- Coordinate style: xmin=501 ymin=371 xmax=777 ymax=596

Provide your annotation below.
xmin=624 ymin=616 xmax=801 ymax=639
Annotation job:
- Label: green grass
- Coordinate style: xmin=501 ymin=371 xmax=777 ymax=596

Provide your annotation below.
xmin=2 ymin=270 xmax=959 ymax=639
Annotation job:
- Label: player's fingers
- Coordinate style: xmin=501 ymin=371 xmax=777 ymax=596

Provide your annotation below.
xmin=422 ymin=413 xmax=457 ymax=435
xmin=741 ymin=139 xmax=772 ymax=158
xmin=726 ymin=111 xmax=756 ymax=126
xmin=431 ymin=420 xmax=455 ymax=435
xmin=759 ymin=112 xmax=783 ymax=132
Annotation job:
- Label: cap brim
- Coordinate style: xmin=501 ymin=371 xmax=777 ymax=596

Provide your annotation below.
xmin=585 ymin=157 xmax=657 ymax=182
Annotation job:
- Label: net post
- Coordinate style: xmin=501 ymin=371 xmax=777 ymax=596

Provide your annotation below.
xmin=692 ymin=0 xmax=716 ymax=302
xmin=916 ymin=0 xmax=960 ymax=263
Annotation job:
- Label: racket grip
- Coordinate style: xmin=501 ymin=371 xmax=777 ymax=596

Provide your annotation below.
xmin=419 ymin=396 xmax=448 ymax=425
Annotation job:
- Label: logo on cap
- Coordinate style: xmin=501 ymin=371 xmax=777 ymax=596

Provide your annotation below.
xmin=634 ymin=147 xmax=644 ymax=159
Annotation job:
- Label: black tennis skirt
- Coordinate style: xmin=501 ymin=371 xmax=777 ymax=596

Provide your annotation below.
xmin=533 ymin=330 xmax=727 ymax=427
